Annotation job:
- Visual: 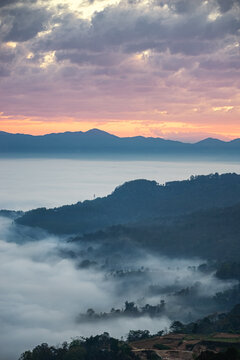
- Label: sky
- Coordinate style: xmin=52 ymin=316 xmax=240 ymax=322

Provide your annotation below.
xmin=0 ymin=0 xmax=239 ymax=141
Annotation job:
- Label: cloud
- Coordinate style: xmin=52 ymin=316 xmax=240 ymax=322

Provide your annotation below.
xmin=0 ymin=4 xmax=52 ymax=42
xmin=34 ymin=1 xmax=239 ymax=58
xmin=0 ymin=64 xmax=11 ymax=76
xmin=0 ymin=0 xmax=37 ymax=8
xmin=200 ymin=57 xmax=240 ymax=71
xmin=217 ymin=0 xmax=240 ymax=13
xmin=0 ymin=0 xmax=239 ymax=139
xmin=0 ymin=45 xmax=16 ymax=63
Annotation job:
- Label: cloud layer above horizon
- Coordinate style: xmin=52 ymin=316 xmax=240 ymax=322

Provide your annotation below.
xmin=0 ymin=0 xmax=239 ymax=140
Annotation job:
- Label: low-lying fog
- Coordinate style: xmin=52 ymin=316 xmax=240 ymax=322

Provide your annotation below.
xmin=1 ymin=158 xmax=240 ymax=210
xmin=0 ymin=217 xmax=236 ymax=360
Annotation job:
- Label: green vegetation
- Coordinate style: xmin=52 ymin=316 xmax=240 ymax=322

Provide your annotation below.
xmin=12 ymin=174 xmax=240 ymax=360
xmin=216 ymin=262 xmax=240 ymax=281
xmin=0 ymin=209 xmax=24 ymax=219
xmin=127 ymin=330 xmax=152 ymax=342
xmin=214 ymin=284 xmax=240 ymax=308
xmin=18 ymin=305 xmax=240 ymax=360
xmin=170 ymin=304 xmax=240 ymax=334
xmin=16 ymin=173 xmax=240 ymax=239
xmin=77 ymin=301 xmax=166 ymax=323
xmin=75 ymin=200 xmax=240 ymax=261
xmin=19 ymin=333 xmax=140 ymax=360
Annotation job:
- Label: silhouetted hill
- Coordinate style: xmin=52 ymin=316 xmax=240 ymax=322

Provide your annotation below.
xmin=0 ymin=129 xmax=240 ymax=157
xmin=0 ymin=209 xmax=24 ymax=219
xmin=83 ymin=201 xmax=240 ymax=261
xmin=16 ymin=173 xmax=240 ymax=237
xmin=19 ymin=333 xmax=139 ymax=360
xmin=195 ymin=138 xmax=226 ymax=146
xmin=172 ymin=303 xmax=240 ymax=335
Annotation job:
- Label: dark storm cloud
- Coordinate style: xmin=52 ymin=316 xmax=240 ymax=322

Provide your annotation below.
xmin=56 ymin=50 xmax=124 ymax=66
xmin=0 ymin=0 xmax=19 ymax=7
xmin=0 ymin=0 xmax=37 ymax=7
xmin=0 ymin=44 xmax=17 ymax=76
xmin=155 ymin=0 xmax=201 ymax=14
xmin=217 ymin=0 xmax=240 ymax=13
xmin=0 ymin=4 xmax=52 ymax=42
xmin=1 ymin=0 xmax=239 ymax=64
xmin=31 ymin=0 xmax=239 ymax=65
xmin=0 ymin=45 xmax=16 ymax=63
xmin=174 ymin=0 xmax=196 ymax=13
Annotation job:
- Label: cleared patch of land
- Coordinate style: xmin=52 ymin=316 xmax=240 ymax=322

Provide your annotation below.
xmin=130 ymin=333 xmax=240 ymax=360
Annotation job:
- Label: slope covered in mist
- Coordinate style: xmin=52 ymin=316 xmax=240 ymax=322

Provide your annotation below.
xmin=16 ymin=173 xmax=240 ymax=234
xmin=2 ymin=174 xmax=240 ymax=359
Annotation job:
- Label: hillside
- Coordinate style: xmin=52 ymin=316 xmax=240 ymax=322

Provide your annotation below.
xmin=130 ymin=333 xmax=240 ymax=360
xmin=175 ymin=303 xmax=240 ymax=334
xmin=129 ymin=305 xmax=240 ymax=359
xmin=74 ymin=200 xmax=240 ymax=261
xmin=18 ymin=309 xmax=240 ymax=360
xmin=16 ymin=173 xmax=240 ymax=235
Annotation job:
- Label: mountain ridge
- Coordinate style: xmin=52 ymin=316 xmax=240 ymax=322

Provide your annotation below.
xmin=15 ymin=173 xmax=240 ymax=236
xmin=0 ymin=129 xmax=239 ymax=157
xmin=0 ymin=129 xmax=238 ymax=143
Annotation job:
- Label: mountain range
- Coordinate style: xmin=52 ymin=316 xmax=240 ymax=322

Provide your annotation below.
xmin=1 ymin=129 xmax=240 ymax=157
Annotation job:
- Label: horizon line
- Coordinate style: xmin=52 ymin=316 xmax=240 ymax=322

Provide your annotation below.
xmin=0 ymin=128 xmax=239 ymax=145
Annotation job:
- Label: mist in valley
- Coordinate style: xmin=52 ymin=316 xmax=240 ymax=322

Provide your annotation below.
xmin=1 ymin=158 xmax=240 ymax=210
xmin=0 ymin=215 xmax=237 ymax=360
xmin=1 ymin=159 xmax=240 ymax=359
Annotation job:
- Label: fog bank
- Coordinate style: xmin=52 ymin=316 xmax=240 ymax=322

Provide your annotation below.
xmin=0 ymin=217 xmax=236 ymax=359
xmin=1 ymin=158 xmax=240 ymax=210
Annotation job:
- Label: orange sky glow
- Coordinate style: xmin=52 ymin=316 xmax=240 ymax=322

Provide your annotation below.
xmin=0 ymin=0 xmax=240 ymax=142
xmin=1 ymin=115 xmax=240 ymax=142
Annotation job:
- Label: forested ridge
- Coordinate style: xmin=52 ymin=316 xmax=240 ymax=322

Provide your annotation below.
xmin=72 ymin=200 xmax=240 ymax=261
xmin=16 ymin=173 xmax=240 ymax=236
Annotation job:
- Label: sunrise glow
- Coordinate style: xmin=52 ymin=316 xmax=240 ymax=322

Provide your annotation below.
xmin=0 ymin=0 xmax=239 ymax=141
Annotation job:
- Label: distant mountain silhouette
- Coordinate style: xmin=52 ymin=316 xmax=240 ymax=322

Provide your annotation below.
xmin=0 ymin=129 xmax=239 ymax=157
xmin=196 ymin=138 xmax=226 ymax=146
xmin=16 ymin=173 xmax=240 ymax=235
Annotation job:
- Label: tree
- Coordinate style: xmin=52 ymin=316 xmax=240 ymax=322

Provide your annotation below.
xmin=170 ymin=321 xmax=185 ymax=333
xmin=20 ymin=351 xmax=32 ymax=360
xmin=127 ymin=330 xmax=151 ymax=342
